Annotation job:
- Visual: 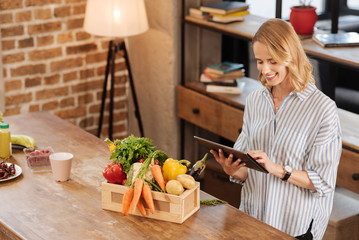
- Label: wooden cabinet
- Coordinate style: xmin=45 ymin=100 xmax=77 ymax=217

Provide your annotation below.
xmin=337 ymin=148 xmax=359 ymax=194
xmin=177 ymin=86 xmax=243 ymax=142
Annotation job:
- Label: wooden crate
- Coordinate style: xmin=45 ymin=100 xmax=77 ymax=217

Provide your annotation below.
xmin=101 ymin=181 xmax=200 ymax=223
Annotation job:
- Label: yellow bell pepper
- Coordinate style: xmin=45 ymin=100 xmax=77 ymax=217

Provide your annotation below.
xmin=163 ymin=158 xmax=191 ymax=181
xmin=104 ymin=138 xmax=116 ymax=152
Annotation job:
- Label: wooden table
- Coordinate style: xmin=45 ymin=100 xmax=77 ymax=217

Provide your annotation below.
xmin=0 ymin=112 xmax=292 ymax=240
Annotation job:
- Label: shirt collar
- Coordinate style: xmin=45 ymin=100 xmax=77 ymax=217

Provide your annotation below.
xmin=262 ymin=82 xmax=317 ymax=101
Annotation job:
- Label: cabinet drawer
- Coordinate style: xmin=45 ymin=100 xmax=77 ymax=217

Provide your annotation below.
xmin=337 ymin=148 xmax=359 ymax=194
xmin=177 ymin=86 xmax=243 ymax=142
xmin=203 ymin=158 xmax=242 ymax=208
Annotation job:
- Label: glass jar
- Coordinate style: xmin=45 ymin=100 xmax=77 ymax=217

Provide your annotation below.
xmin=0 ymin=123 xmax=11 ymax=160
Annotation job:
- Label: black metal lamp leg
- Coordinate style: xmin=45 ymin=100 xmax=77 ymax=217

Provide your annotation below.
xmin=97 ymin=40 xmax=114 ymax=138
xmin=120 ymin=42 xmax=144 ymax=137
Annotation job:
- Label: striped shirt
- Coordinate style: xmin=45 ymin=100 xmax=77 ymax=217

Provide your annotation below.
xmin=234 ymin=82 xmax=342 ymax=239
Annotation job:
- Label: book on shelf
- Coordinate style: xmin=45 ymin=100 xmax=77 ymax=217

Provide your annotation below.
xmin=204 ymin=61 xmax=244 ymax=75
xmin=203 ymin=68 xmax=245 ymax=81
xmin=189 ymin=7 xmax=211 ymax=20
xmin=210 ymin=10 xmax=249 ymax=23
xmin=211 ymin=15 xmax=244 ymax=23
xmin=200 ymin=1 xmax=249 ymax=15
xmin=312 ymin=32 xmax=359 ymax=47
xmin=200 ymin=73 xmax=237 ymax=86
xmin=206 ymin=84 xmax=243 ymax=94
xmin=206 ymin=85 xmax=242 ymax=94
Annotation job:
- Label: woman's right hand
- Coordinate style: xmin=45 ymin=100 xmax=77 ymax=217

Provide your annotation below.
xmin=210 ymin=149 xmax=248 ymax=180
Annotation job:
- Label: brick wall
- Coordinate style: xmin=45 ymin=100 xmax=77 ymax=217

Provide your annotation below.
xmin=0 ymin=0 xmax=128 ymax=140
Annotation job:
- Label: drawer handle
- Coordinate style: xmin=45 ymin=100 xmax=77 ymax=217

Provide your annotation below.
xmin=192 ymin=108 xmax=200 ymax=114
xmin=352 ymin=174 xmax=359 ymax=181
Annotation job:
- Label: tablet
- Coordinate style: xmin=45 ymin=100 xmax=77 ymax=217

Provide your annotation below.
xmin=194 ymin=136 xmax=268 ymax=174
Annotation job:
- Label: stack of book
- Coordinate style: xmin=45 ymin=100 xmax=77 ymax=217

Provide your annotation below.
xmin=198 ymin=1 xmax=250 ymax=23
xmin=201 ymin=61 xmax=245 ymax=94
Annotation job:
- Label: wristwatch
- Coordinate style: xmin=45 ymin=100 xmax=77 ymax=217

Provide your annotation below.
xmin=281 ymin=165 xmax=293 ymax=182
xmin=229 ymin=176 xmax=245 ymax=186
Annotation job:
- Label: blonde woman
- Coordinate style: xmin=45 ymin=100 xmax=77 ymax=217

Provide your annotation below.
xmin=211 ymin=18 xmax=342 ymax=240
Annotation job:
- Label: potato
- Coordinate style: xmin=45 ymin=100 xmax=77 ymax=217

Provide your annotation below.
xmin=166 ymin=180 xmax=184 ymax=195
xmin=176 ymin=174 xmax=196 ymax=189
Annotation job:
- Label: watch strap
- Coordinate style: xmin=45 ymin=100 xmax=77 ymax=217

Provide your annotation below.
xmin=229 ymin=176 xmax=245 ymax=186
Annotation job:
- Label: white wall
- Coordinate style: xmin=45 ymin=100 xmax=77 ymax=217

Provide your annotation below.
xmin=127 ymin=0 xmax=182 ymax=158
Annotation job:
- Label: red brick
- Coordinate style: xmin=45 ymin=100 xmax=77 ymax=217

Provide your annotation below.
xmin=15 ymin=10 xmax=31 ymax=22
xmin=80 ymin=69 xmax=94 ymax=79
xmin=37 ymin=35 xmax=54 ymax=46
xmin=34 ymin=8 xmax=52 ymax=19
xmin=29 ymin=104 xmax=40 ymax=112
xmin=72 ymin=4 xmax=86 ymax=15
xmin=71 ymin=79 xmax=102 ymax=94
xmin=36 ymin=86 xmax=69 ymax=100
xmin=54 ymin=6 xmax=70 ymax=17
xmin=85 ymin=52 xmax=107 ymax=64
xmin=65 ymin=0 xmax=86 ymax=3
xmin=63 ymin=71 xmax=77 ymax=82
xmin=25 ymin=76 xmax=42 ymax=88
xmin=78 ymin=93 xmax=94 ymax=105
xmin=66 ymin=43 xmax=97 ymax=55
xmin=57 ymin=32 xmax=73 ymax=44
xmin=18 ymin=37 xmax=34 ymax=48
xmin=25 ymin=0 xmax=61 ymax=7
xmin=79 ymin=117 xmax=95 ymax=129
xmin=0 ymin=0 xmax=22 ymax=10
xmin=2 ymin=52 xmax=25 ymax=64
xmin=42 ymin=100 xmax=58 ymax=111
xmin=28 ymin=47 xmax=62 ymax=61
xmin=2 ymin=40 xmax=15 ymax=51
xmin=76 ymin=31 xmax=91 ymax=41
xmin=97 ymin=61 xmax=126 ymax=76
xmin=50 ymin=57 xmax=83 ymax=71
xmin=1 ymin=25 xmax=24 ymax=38
xmin=28 ymin=21 xmax=61 ymax=34
xmin=4 ymin=107 xmax=21 ymax=116
xmin=44 ymin=74 xmax=60 ymax=85
xmin=60 ymin=97 xmax=75 ymax=108
xmin=54 ymin=106 xmax=86 ymax=119
xmin=5 ymin=80 xmax=22 ymax=92
xmin=5 ymin=92 xmax=32 ymax=105
xmin=66 ymin=18 xmax=83 ymax=30
xmin=11 ymin=64 xmax=46 ymax=77
xmin=0 ymin=13 xmax=13 ymax=24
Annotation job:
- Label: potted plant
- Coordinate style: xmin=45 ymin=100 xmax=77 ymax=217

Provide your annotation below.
xmin=289 ymin=0 xmax=318 ymax=35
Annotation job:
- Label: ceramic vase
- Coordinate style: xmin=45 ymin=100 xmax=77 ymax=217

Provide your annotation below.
xmin=289 ymin=6 xmax=318 ymax=35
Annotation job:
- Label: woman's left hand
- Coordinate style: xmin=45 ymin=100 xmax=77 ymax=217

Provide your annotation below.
xmin=247 ymin=150 xmax=278 ymax=175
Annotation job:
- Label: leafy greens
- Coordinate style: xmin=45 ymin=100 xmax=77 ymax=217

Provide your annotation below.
xmin=111 ymin=134 xmax=168 ymax=174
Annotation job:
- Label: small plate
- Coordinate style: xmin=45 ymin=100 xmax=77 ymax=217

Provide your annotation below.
xmin=0 ymin=163 xmax=22 ymax=182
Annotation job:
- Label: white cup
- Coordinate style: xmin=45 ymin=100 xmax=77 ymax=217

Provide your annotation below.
xmin=49 ymin=152 xmax=73 ymax=182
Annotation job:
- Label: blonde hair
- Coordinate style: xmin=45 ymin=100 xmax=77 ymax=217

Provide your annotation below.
xmin=252 ymin=18 xmax=315 ymax=92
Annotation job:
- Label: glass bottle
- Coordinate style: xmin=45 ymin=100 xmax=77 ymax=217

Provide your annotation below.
xmin=0 ymin=123 xmax=11 ymax=160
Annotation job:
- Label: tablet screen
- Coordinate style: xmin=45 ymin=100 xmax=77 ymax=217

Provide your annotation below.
xmin=194 ymin=136 xmax=268 ymax=174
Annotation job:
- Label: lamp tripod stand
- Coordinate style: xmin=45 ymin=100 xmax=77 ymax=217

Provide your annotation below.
xmin=97 ymin=40 xmax=144 ymax=140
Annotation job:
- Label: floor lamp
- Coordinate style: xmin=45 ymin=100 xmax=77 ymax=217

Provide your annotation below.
xmin=83 ymin=0 xmax=149 ymax=139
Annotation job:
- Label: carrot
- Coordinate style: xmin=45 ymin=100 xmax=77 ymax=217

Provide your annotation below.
xmin=151 ymin=165 xmax=165 ymax=191
xmin=131 ymin=178 xmax=144 ymax=214
xmin=137 ymin=199 xmax=147 ymax=216
xmin=122 ymin=188 xmax=134 ymax=216
xmin=142 ymin=184 xmax=155 ymax=214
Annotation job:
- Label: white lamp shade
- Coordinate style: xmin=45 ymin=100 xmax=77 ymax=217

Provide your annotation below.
xmin=84 ymin=0 xmax=149 ymax=38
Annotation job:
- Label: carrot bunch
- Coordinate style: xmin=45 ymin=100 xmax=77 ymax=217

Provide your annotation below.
xmin=122 ymin=151 xmax=165 ymax=216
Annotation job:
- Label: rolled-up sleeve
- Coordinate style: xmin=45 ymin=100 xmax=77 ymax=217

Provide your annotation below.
xmin=306 ymin=106 xmax=342 ymax=198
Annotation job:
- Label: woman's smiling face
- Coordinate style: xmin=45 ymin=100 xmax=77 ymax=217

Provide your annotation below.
xmin=253 ymin=41 xmax=289 ymax=87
